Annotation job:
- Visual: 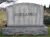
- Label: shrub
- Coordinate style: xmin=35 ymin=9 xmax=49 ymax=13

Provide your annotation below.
xmin=44 ymin=16 xmax=50 ymax=26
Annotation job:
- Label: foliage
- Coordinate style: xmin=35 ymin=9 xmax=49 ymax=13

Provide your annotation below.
xmin=44 ymin=16 xmax=50 ymax=26
xmin=0 ymin=10 xmax=7 ymax=27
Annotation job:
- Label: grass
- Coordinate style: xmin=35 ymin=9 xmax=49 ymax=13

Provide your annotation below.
xmin=0 ymin=27 xmax=49 ymax=37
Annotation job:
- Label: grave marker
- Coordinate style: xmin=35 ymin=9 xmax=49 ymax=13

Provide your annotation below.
xmin=2 ymin=3 xmax=48 ymax=35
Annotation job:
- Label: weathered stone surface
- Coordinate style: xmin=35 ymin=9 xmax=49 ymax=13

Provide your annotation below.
xmin=7 ymin=3 xmax=44 ymax=26
xmin=2 ymin=3 xmax=48 ymax=35
xmin=2 ymin=26 xmax=48 ymax=35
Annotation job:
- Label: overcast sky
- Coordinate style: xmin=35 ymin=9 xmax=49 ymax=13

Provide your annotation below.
xmin=17 ymin=0 xmax=50 ymax=7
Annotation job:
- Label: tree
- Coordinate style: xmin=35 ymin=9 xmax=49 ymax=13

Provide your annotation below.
xmin=44 ymin=5 xmax=46 ymax=10
xmin=49 ymin=5 xmax=50 ymax=9
xmin=0 ymin=0 xmax=6 ymax=4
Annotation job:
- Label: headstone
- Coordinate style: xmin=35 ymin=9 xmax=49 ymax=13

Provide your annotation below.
xmin=2 ymin=3 xmax=48 ymax=35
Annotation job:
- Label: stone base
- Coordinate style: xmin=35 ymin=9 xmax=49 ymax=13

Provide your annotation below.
xmin=2 ymin=26 xmax=48 ymax=35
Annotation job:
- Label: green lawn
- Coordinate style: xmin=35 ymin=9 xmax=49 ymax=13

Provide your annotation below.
xmin=0 ymin=27 xmax=50 ymax=37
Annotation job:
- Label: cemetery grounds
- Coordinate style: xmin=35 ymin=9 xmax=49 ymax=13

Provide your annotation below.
xmin=0 ymin=10 xmax=49 ymax=37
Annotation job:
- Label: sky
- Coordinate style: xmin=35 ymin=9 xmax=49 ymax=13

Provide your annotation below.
xmin=17 ymin=0 xmax=50 ymax=7
xmin=0 ymin=0 xmax=50 ymax=8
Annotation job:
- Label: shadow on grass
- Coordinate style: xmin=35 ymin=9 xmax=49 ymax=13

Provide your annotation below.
xmin=1 ymin=34 xmax=48 ymax=37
